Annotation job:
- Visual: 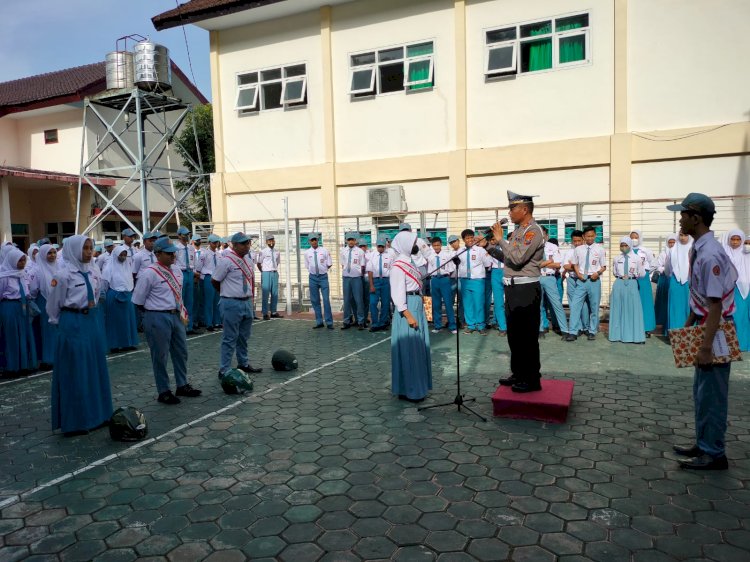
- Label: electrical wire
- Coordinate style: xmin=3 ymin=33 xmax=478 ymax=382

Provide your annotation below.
xmin=632 ymin=123 xmax=731 ymax=142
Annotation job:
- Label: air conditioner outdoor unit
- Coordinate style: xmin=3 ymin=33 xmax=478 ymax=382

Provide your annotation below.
xmin=367 ymin=185 xmax=406 ymax=214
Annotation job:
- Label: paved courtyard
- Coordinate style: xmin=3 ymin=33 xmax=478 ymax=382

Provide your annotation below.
xmin=0 ymin=317 xmax=749 ymax=561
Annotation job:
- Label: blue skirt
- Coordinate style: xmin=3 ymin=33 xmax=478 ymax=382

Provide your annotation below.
xmin=0 ymin=300 xmax=38 ymax=372
xmin=637 ymin=276 xmax=656 ymax=332
xmin=36 ymin=295 xmax=58 ymax=365
xmin=667 ymin=276 xmax=690 ymax=333
xmin=608 ymin=279 xmax=645 ymax=343
xmin=732 ymin=287 xmax=750 ymax=352
xmin=105 ymin=289 xmax=139 ymax=350
xmin=391 ymin=295 xmax=432 ymax=400
xmin=654 ymin=273 xmax=670 ymax=331
xmin=51 ymin=309 xmax=113 ymax=432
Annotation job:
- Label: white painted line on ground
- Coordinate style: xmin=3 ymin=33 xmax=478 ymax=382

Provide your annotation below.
xmin=0 ymin=336 xmax=389 ymax=510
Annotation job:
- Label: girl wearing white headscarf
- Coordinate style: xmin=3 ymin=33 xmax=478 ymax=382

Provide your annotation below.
xmin=721 ymin=229 xmax=750 ymax=350
xmin=25 ymin=244 xmax=39 ymax=273
xmin=28 ymin=244 xmax=60 ymax=368
xmin=664 ymin=232 xmax=693 ymax=335
xmin=628 ymin=230 xmax=656 ymax=335
xmin=609 ymin=237 xmax=646 ymax=343
xmin=654 ymin=234 xmax=677 ymax=331
xmin=389 ymin=231 xmax=432 ymax=402
xmin=46 ymin=235 xmax=112 ymax=436
xmin=102 ymin=245 xmax=139 ymax=352
xmin=0 ymin=247 xmax=38 ymax=375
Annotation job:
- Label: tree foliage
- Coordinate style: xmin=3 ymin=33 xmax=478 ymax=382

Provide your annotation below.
xmin=174 ymin=103 xmax=215 ymax=223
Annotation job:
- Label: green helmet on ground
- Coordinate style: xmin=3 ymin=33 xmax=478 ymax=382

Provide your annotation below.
xmin=272 ymin=349 xmax=298 ymax=371
xmin=221 ymin=368 xmax=254 ymax=395
xmin=109 ymin=406 xmax=148 ymax=441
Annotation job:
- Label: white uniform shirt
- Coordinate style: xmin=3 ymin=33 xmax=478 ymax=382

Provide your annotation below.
xmin=613 ymin=252 xmax=645 ymax=279
xmin=197 ymin=248 xmax=219 ymax=278
xmin=212 ymin=251 xmax=255 ymax=298
xmin=304 ymin=246 xmax=332 ymax=275
xmin=366 ymin=250 xmax=394 ymax=278
xmin=633 ymin=246 xmax=655 ymax=274
xmin=0 ymin=274 xmax=31 ymax=300
xmin=123 ymin=243 xmax=136 ymax=266
xmin=132 ymin=249 xmax=156 ymax=277
xmin=341 ymin=246 xmax=366 ymax=278
xmin=457 ymin=245 xmax=492 ymax=279
xmin=257 ymin=246 xmax=280 ymax=271
xmin=175 ymin=241 xmax=196 ymax=271
xmin=562 ymin=247 xmax=580 ymax=279
xmin=573 ymin=243 xmax=606 ymax=278
xmin=427 ymin=249 xmax=456 ymax=277
xmin=96 ymin=252 xmax=112 ymax=273
xmin=389 ymin=259 xmax=422 ymax=313
xmin=132 ymin=264 xmax=183 ymax=310
xmin=46 ymin=266 xmax=103 ymax=324
xmin=542 ymin=242 xmax=562 ymax=276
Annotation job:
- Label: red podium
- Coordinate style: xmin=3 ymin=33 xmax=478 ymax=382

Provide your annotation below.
xmin=492 ymin=379 xmax=574 ymax=424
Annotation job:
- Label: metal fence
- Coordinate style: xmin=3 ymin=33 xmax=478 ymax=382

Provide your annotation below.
xmin=195 ymin=195 xmax=750 ymax=313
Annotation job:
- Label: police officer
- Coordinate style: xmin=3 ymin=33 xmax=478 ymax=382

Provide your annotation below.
xmin=489 ymin=191 xmax=545 ymax=393
xmin=175 ymin=226 xmax=197 ymax=334
xmin=668 ymin=193 xmax=736 ymax=470
xmin=212 ymin=232 xmax=263 ymax=378
xmin=132 ymin=237 xmax=202 ymax=405
xmin=303 ymin=232 xmax=334 ymax=329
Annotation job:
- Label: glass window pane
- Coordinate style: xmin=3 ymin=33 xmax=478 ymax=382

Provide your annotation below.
xmin=378 ymin=47 xmax=404 ymax=62
xmin=237 ymin=72 xmax=258 ymax=85
xmin=406 ymin=59 xmax=432 ymax=89
xmin=261 ymin=68 xmax=282 ymax=81
xmin=46 ymin=223 xmax=59 ymax=234
xmin=237 ymin=87 xmax=257 ymax=108
xmin=351 ymin=68 xmax=374 ymax=92
xmin=559 ymin=34 xmax=586 ymax=63
xmin=488 ymin=45 xmax=514 ymax=71
xmin=379 ymin=62 xmax=404 ymax=93
xmin=62 ymin=222 xmax=75 ymax=234
xmin=262 ymin=82 xmax=283 ymax=110
xmin=520 ymin=38 xmax=552 ymax=72
xmin=407 ymin=42 xmax=433 ymax=57
xmin=11 ymin=224 xmax=28 ymax=235
xmin=520 ymin=20 xmax=551 ymax=38
xmin=557 ymin=13 xmax=589 ymax=31
xmin=284 ymin=64 xmax=306 ymax=78
xmin=351 ymin=52 xmax=375 ymax=66
xmin=486 ymin=27 xmax=516 ymax=44
xmin=284 ymin=79 xmax=305 ymax=102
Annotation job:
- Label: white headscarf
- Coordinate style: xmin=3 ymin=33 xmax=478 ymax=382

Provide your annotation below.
xmin=0 ymin=247 xmax=26 ymax=279
xmin=103 ymin=245 xmax=134 ymax=292
xmin=722 ymin=228 xmax=745 ymax=270
xmin=629 ymin=229 xmax=643 ymax=248
xmin=736 ymin=235 xmax=750 ymax=299
xmin=0 ymin=242 xmax=14 ymax=264
xmin=35 ymin=244 xmax=59 ymax=299
xmin=666 ymin=233 xmax=678 ymax=247
xmin=25 ymin=244 xmax=39 ymax=270
xmin=669 ymin=234 xmax=693 ymax=285
xmin=619 ymin=236 xmax=633 ymax=251
xmin=62 ymin=235 xmax=93 ymax=273
xmin=392 ymin=231 xmax=417 ymax=259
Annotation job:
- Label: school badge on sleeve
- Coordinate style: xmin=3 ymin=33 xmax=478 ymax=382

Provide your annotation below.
xmin=668 ymin=322 xmax=741 ymax=368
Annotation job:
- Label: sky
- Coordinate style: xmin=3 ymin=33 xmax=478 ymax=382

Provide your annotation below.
xmin=0 ymin=0 xmax=211 ymax=100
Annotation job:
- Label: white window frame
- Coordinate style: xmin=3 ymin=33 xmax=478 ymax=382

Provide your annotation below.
xmin=282 ymin=77 xmax=307 ymax=104
xmin=404 ymin=55 xmax=434 ymax=87
xmin=349 ymin=39 xmax=435 ymax=97
xmin=484 ymin=11 xmax=590 ymax=78
xmin=235 ymin=82 xmax=259 ymax=111
xmin=349 ymin=66 xmax=376 ymax=95
xmin=235 ymin=63 xmax=308 ymax=114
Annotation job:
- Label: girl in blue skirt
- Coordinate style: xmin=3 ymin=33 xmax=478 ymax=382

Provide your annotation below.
xmin=47 ymin=235 xmax=113 ymax=437
xmin=102 ymin=245 xmax=139 ymax=352
xmin=629 ymin=230 xmax=657 ymax=336
xmin=654 ymin=234 xmax=676 ymax=333
xmin=609 ymin=237 xmax=645 ymax=343
xmin=0 ymin=248 xmax=38 ymax=376
xmin=29 ymin=244 xmax=59 ymax=368
xmin=723 ymin=229 xmax=750 ymax=350
xmin=665 ymin=232 xmax=693 ymax=334
xmin=390 ymin=231 xmax=432 ymax=402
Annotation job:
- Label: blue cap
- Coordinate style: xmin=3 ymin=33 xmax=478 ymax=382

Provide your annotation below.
xmin=666 ymin=193 xmax=716 ymax=215
xmin=191 ymin=234 xmax=202 ymax=242
xmin=94 ymin=245 xmax=102 ymax=252
xmin=399 ymin=223 xmax=411 ymax=231
xmin=154 ymin=238 xmax=177 ymax=253
xmin=221 ymin=236 xmax=230 ymax=243
xmin=177 ymin=226 xmax=190 ymax=235
xmin=376 ymin=235 xmax=387 ymax=246
xmin=142 ymin=231 xmax=159 ymax=240
xmin=357 ymin=238 xmax=367 ymax=246
xmin=448 ymin=235 xmax=459 ymax=243
xmin=265 ymin=233 xmax=275 ymax=241
xmin=52 ymin=244 xmax=60 ymax=249
xmin=345 ymin=231 xmax=358 ymax=240
xmin=308 ymin=232 xmax=320 ymax=241
xmin=207 ymin=234 xmax=221 ymax=243
xmin=122 ymin=228 xmax=136 ymax=237
xmin=230 ymin=232 xmax=250 ymax=243
xmin=37 ymin=237 xmax=51 ymax=246
xmin=154 ymin=230 xmax=166 ymax=239
xmin=103 ymin=239 xmax=114 ymax=247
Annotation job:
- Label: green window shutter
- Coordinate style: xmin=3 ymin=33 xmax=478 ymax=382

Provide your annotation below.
xmin=407 ymin=42 xmax=434 ymax=90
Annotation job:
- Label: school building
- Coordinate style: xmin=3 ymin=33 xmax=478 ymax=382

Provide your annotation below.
xmin=152 ymin=0 xmax=750 ymax=242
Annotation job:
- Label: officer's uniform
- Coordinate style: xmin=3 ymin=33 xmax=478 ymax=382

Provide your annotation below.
xmin=366 ymin=238 xmax=393 ymax=330
xmin=197 ymin=235 xmax=222 ymax=329
xmin=257 ymin=235 xmax=281 ymax=318
xmin=539 ymin=241 xmax=569 ymax=335
xmin=568 ymin=240 xmax=606 ymax=337
xmin=489 ymin=191 xmax=545 ymax=392
xmin=175 ymin=227 xmax=196 ymax=331
xmin=341 ymin=232 xmax=366 ymax=328
xmin=303 ymin=233 xmax=333 ymax=328
xmin=428 ymin=246 xmax=456 ymax=332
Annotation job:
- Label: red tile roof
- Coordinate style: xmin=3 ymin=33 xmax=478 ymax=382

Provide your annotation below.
xmin=0 ymin=165 xmax=116 ymax=187
xmin=152 ymin=0 xmax=284 ymax=31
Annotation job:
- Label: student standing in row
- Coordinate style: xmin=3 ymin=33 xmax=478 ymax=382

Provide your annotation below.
xmin=0 ymin=248 xmax=37 ymax=376
xmin=566 ymin=226 xmax=606 ymax=341
xmin=257 ymin=234 xmax=281 ymax=320
xmin=723 ymin=229 xmax=750 ymax=350
xmin=367 ymin=235 xmax=392 ymax=332
xmin=341 ymin=232 xmax=366 ymax=330
xmin=191 ymin=234 xmax=204 ymax=328
xmin=655 ymin=234 xmax=677 ymax=332
xmin=427 ymin=236 xmax=456 ymax=334
xmin=133 ymin=237 xmax=201 ymax=405
xmin=97 ymin=239 xmax=114 ymax=272
xmin=665 ymin=232 xmax=693 ymax=334
xmin=630 ymin=230 xmax=657 ymax=336
xmin=457 ymin=229 xmax=491 ymax=335
xmin=132 ymin=231 xmax=159 ymax=332
xmin=359 ymin=238 xmax=372 ymax=326
xmin=30 ymin=244 xmax=59 ymax=369
xmin=447 ymin=235 xmax=463 ymax=328
xmin=487 ymin=235 xmax=507 ymax=336
xmin=102 ymin=245 xmax=139 ymax=353
xmin=539 ymin=228 xmax=569 ymax=337
xmin=561 ymin=230 xmax=590 ymax=336
xmin=121 ymin=228 xmax=137 ymax=264
xmin=608 ymin=236 xmax=645 ymax=344
xmin=175 ymin=226 xmax=197 ymax=334
xmin=47 ymin=235 xmax=112 ymax=436
xmin=198 ymin=234 xmax=222 ymax=331
xmin=304 ymin=233 xmax=334 ymax=329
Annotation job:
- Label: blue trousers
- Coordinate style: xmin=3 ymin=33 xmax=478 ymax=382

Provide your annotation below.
xmin=261 ymin=271 xmax=279 ymax=315
xmin=540 ymin=276 xmax=569 ymax=334
xmin=566 ymin=277 xmax=590 ymax=333
xmin=143 ymin=311 xmax=188 ymax=394
xmin=182 ymin=270 xmax=194 ymax=330
xmin=202 ymin=275 xmax=221 ymax=327
xmin=569 ymin=278 xmax=601 ymax=335
xmin=343 ymin=276 xmax=365 ymax=325
xmin=430 ymin=276 xmax=455 ymax=330
xmin=309 ymin=274 xmax=333 ymax=327
xmin=490 ymin=269 xmax=507 ymax=330
xmin=219 ymin=298 xmax=253 ymax=375
xmin=693 ymin=363 xmax=730 ymax=457
xmin=484 ymin=270 xmax=494 ymax=327
xmin=369 ymin=277 xmax=391 ymax=328
xmin=461 ymin=278 xmax=485 ymax=330
xmin=193 ymin=274 xmax=204 ymax=326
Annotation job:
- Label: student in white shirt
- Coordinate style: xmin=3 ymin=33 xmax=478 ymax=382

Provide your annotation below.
xmin=457 ymin=229 xmax=492 ymax=334
xmin=340 ymin=232 xmax=366 ymax=329
xmin=359 ymin=238 xmax=372 ymax=325
xmin=303 ymin=232 xmax=333 ymax=329
xmin=102 ymin=245 xmax=139 ymax=353
xmin=367 ymin=235 xmax=392 ymax=332
xmin=629 ymin=229 xmax=657 ymax=335
xmin=196 ymin=233 xmax=222 ymax=330
xmin=175 ymin=226 xmax=197 ymax=333
xmin=566 ymin=226 xmax=606 ymax=341
xmin=256 ymin=233 xmax=281 ymax=320
xmin=486 ymin=235 xmax=507 ymax=335
xmin=427 ymin=237 xmax=457 ymax=334
xmin=448 ymin=235 xmax=464 ymax=327
xmin=539 ymin=229 xmax=569 ymax=337
xmin=655 ymin=233 xmax=677 ymax=333
xmin=191 ymin=234 xmax=204 ymax=327
xmin=96 ymin=239 xmax=114 ymax=272
xmin=608 ymin=236 xmax=646 ymax=343
xmin=132 ymin=231 xmax=159 ymax=332
xmin=562 ymin=229 xmax=590 ymax=335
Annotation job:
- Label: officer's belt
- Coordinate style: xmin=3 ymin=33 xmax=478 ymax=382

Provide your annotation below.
xmin=503 ymin=276 xmax=539 ymax=286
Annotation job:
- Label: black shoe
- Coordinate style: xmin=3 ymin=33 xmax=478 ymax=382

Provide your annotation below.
xmin=206 ymin=326 xmax=215 ymax=332
xmin=270 ymin=313 xmax=282 ymax=318
xmin=313 ymin=324 xmax=324 ymax=329
xmin=238 ymin=364 xmax=262 ymax=374
xmin=253 ymin=316 xmax=260 ymax=320
xmin=565 ymin=334 xmax=577 ymax=342
xmin=679 ymin=454 xmax=728 ymax=471
xmin=463 ymin=328 xmax=473 ymax=335
xmin=327 ymin=325 xmax=334 ymax=330
xmin=63 ymin=430 xmax=90 ymax=438
xmin=158 ymin=390 xmax=181 ymax=405
xmin=478 ymin=329 xmax=488 ymax=335
xmin=498 ymin=375 xmax=519 ymax=387
xmin=176 ymin=384 xmax=202 ymax=397
xmin=587 ymin=333 xmax=596 ymax=341
xmin=512 ymin=381 xmax=543 ymax=393
xmin=498 ymin=330 xmax=507 ymax=337
xmin=263 ymin=314 xmax=270 ymax=320
xmin=185 ymin=330 xmax=199 ymax=336
xmin=673 ymin=444 xmax=705 ymax=457
xmin=369 ymin=326 xmax=382 ymax=333
xmin=341 ymin=324 xmax=352 ymax=330
xmin=539 ymin=332 xmax=546 ymax=339
xmin=552 ymin=327 xmax=562 ymax=336
xmin=645 ymin=331 xmax=652 ymax=338
xmin=358 ymin=324 xmax=366 ymax=331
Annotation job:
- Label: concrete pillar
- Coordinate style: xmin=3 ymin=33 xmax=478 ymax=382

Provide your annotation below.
xmin=451 ymin=0 xmax=468 ymax=228
xmin=0 ymin=177 xmax=11 ymax=243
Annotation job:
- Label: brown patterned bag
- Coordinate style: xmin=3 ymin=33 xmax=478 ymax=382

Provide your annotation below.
xmin=422 ymin=296 xmax=433 ymax=322
xmin=668 ymin=321 xmax=742 ymax=368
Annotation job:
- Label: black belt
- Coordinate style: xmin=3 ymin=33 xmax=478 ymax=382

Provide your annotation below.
xmin=146 ymin=309 xmax=179 ymax=315
xmin=62 ymin=306 xmax=91 ymax=315
xmin=583 ymin=277 xmax=600 ymax=282
xmin=223 ymin=296 xmax=250 ymax=301
xmin=4 ymin=298 xmax=20 ymax=302
xmin=432 ymin=275 xmax=447 ymax=278
xmin=616 ymin=276 xmax=636 ymax=280
xmin=406 ymin=291 xmax=420 ymax=296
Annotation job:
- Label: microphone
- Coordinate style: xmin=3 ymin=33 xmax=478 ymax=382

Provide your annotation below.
xmin=498 ymin=218 xmax=509 ymax=226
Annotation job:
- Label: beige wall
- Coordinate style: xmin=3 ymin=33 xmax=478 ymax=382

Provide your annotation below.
xmin=338 ymin=179 xmax=449 ymax=215
xmin=9 ymin=183 xmax=91 ymax=243
xmin=0 ymin=119 xmax=19 ymax=165
xmin=15 ymin=108 xmax=81 ymax=174
xmin=226 ymin=188 xmax=323 ymax=222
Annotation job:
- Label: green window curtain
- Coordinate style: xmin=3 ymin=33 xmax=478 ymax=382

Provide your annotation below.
xmin=526 ymin=39 xmax=552 ymax=71
xmin=407 ymin=43 xmax=433 ymax=90
xmin=559 ymin=34 xmax=585 ymax=64
xmin=527 ymin=22 xmax=551 ymax=36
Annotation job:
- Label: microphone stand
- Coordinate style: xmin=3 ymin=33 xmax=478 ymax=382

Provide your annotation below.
xmin=418 ymin=227 xmax=503 ymax=423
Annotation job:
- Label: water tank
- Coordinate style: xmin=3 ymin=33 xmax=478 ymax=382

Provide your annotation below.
xmin=134 ymin=40 xmax=171 ymax=91
xmin=105 ymin=51 xmax=135 ymax=90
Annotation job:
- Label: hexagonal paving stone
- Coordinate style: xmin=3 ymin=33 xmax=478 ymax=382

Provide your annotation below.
xmin=354 ymin=536 xmax=397 ymax=559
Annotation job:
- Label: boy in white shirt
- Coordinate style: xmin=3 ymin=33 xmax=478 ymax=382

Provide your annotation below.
xmin=303 ymin=233 xmax=333 ymax=329
xmin=341 ymin=232 xmax=366 ymax=330
xmin=366 ymin=235 xmax=392 ymax=332
xmin=565 ymin=226 xmax=606 ymax=341
xmin=539 ymin=228 xmax=569 ymax=337
xmin=457 ymin=229 xmax=492 ymax=334
xmin=428 ymin=237 xmax=457 ymax=334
